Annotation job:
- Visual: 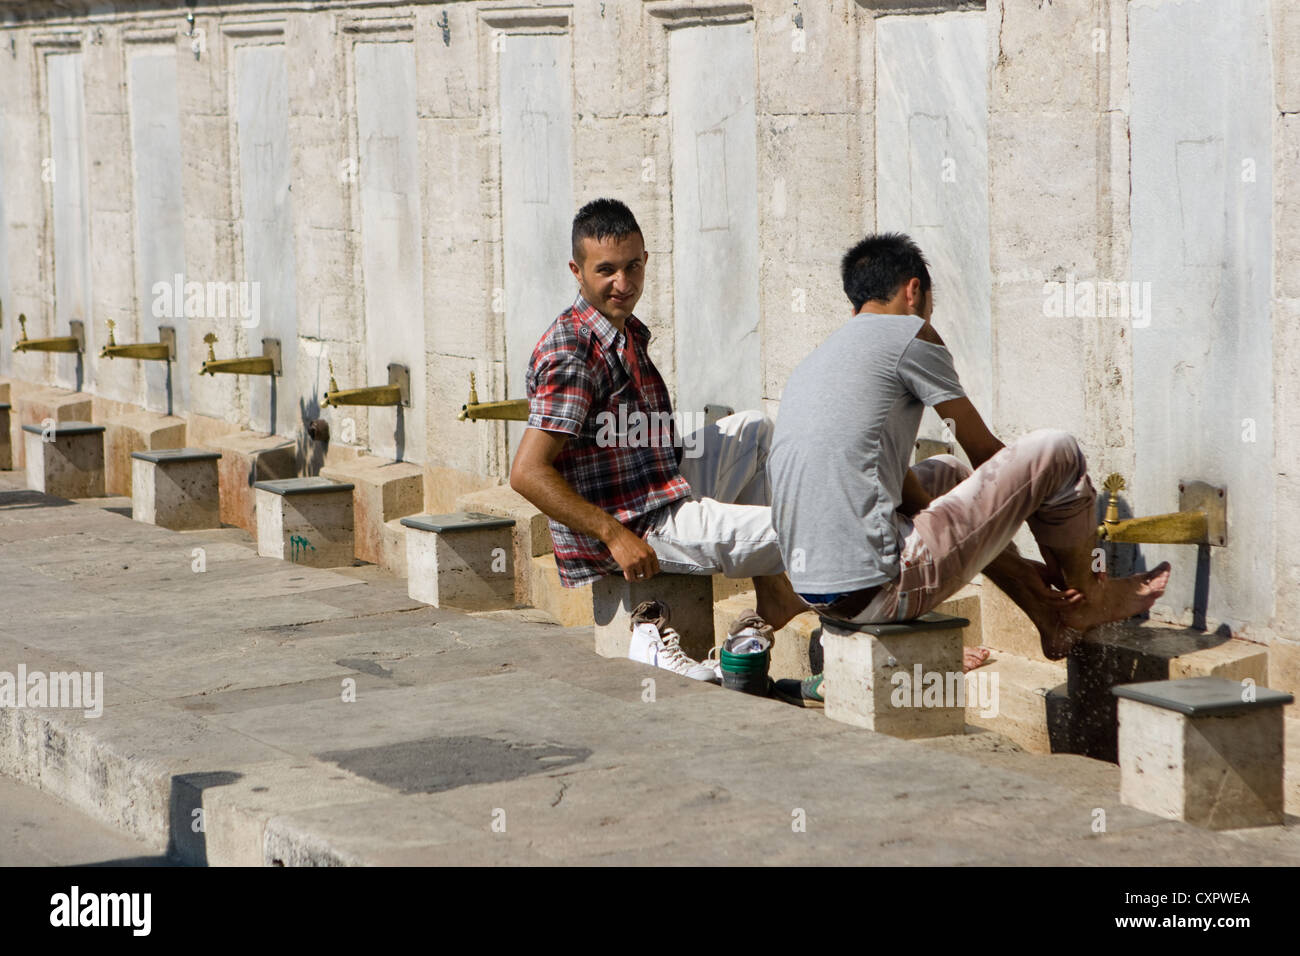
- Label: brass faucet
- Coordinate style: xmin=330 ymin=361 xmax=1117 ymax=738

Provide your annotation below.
xmin=457 ymin=372 xmax=528 ymax=421
xmin=13 ymin=314 xmax=83 ymax=353
xmin=322 ymin=360 xmax=409 ymax=407
xmin=100 ymin=320 xmax=175 ymax=361
xmin=200 ymin=333 xmax=281 ymax=376
xmin=1097 ymin=473 xmax=1226 ymax=546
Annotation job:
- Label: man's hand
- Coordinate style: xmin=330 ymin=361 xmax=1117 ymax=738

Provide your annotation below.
xmin=1024 ymin=558 xmax=1084 ymax=608
xmin=511 ymin=427 xmax=661 ymax=581
xmin=606 ymin=525 xmax=660 ymax=582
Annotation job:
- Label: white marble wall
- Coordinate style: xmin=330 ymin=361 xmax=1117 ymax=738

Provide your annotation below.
xmin=875 ymin=12 xmax=991 ymax=430
xmin=236 ymin=43 xmax=298 ymax=436
xmin=500 ymin=32 xmax=574 ymax=455
xmin=47 ymin=51 xmax=93 ymax=390
xmin=1129 ymin=0 xmax=1274 ymax=631
xmin=128 ymin=47 xmax=186 ymax=415
xmin=0 ymin=108 xmax=10 ymax=377
xmin=668 ymin=21 xmax=761 ymax=416
xmin=355 ymin=40 xmax=424 ymax=463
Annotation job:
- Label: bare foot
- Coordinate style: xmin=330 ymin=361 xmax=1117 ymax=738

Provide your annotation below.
xmin=1032 ymin=562 xmax=1172 ymax=661
xmin=963 ymin=646 xmax=990 ymax=672
xmin=1063 ymin=562 xmax=1172 ymax=631
xmin=997 ymin=558 xmax=1088 ymax=660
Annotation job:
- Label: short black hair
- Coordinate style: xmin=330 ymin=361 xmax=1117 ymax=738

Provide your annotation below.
xmin=840 ymin=232 xmax=931 ymax=312
xmin=572 ymin=198 xmax=643 ymax=263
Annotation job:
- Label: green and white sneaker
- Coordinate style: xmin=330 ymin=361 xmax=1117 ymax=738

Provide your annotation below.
xmin=773 ymin=673 xmax=825 ymax=709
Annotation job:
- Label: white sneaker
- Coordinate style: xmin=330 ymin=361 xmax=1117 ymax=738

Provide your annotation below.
xmin=628 ymin=598 xmax=718 ymax=682
xmin=628 ymin=622 xmax=661 ymax=666
xmin=654 ymin=625 xmax=720 ymax=682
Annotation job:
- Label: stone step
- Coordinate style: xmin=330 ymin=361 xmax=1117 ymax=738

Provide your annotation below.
xmin=528 ymin=554 xmax=594 ymax=627
xmin=102 ymin=409 xmax=186 ymax=497
xmin=1063 ymin=620 xmax=1268 ymax=762
xmin=934 ymin=581 xmax=985 ymax=650
xmin=319 ymin=455 xmax=422 ymax=567
xmin=1288 ymin=716 xmax=1300 ymax=817
xmin=965 ymin=652 xmax=1067 ymax=754
xmin=966 ymin=574 xmax=1053 ymax=663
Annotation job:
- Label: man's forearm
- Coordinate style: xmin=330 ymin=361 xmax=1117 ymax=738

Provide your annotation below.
xmin=512 ymin=464 xmax=625 ymax=544
xmin=966 ymin=438 xmax=1004 ymax=471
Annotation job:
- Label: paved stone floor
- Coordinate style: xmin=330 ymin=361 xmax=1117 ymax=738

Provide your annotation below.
xmin=2 ymin=470 xmax=1298 ymax=865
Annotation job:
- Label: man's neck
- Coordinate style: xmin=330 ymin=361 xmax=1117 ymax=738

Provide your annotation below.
xmin=856 ymin=302 xmax=912 ymax=317
xmin=579 ymin=295 xmax=629 ymax=335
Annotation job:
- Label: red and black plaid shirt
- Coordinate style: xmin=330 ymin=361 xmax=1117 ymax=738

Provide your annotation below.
xmin=525 ymin=296 xmax=691 ymax=587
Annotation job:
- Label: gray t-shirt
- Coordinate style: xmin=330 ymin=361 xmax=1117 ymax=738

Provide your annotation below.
xmin=768 ymin=312 xmax=966 ymax=593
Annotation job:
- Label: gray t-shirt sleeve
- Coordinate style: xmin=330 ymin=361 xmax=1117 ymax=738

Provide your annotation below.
xmin=896 ymin=337 xmax=967 ymax=407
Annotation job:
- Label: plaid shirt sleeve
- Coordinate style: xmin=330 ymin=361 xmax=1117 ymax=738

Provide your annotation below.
xmin=526 ymin=337 xmax=594 ymax=437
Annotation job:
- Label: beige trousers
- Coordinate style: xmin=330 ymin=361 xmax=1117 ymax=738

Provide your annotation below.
xmin=832 ymin=429 xmax=1097 ymax=624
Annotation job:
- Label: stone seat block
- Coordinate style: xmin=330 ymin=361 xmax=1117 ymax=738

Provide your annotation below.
xmin=0 ymin=402 xmax=10 ymax=470
xmin=254 ymin=477 xmax=355 ymax=568
xmin=102 ymin=410 xmax=187 ymax=496
xmin=131 ymin=448 xmax=222 ymax=531
xmin=455 ymin=485 xmax=553 ymax=605
xmin=1115 ymin=677 xmax=1294 ymax=829
xmin=22 ymin=421 xmax=106 ymax=499
xmin=820 ymin=612 xmax=970 ymax=738
xmin=402 ymin=512 xmax=516 ymax=611
xmin=593 ymin=572 xmax=714 ymax=662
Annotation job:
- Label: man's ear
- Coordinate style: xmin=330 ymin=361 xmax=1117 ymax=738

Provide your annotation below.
xmin=568 ymin=259 xmax=581 ymax=281
xmin=906 ymin=276 xmax=924 ymax=309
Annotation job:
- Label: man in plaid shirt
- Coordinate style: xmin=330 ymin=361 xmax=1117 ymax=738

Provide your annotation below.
xmin=510 ymin=198 xmax=807 ymax=638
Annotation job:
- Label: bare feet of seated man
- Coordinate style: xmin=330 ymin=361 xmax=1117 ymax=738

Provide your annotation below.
xmin=1021 ymin=560 xmax=1172 ymax=660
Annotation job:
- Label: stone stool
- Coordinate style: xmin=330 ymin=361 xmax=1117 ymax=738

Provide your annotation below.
xmin=131 ymin=448 xmax=222 ymax=530
xmin=820 ymin=612 xmax=970 ymax=738
xmin=402 ymin=512 xmax=516 ymax=610
xmin=0 ymin=402 xmax=11 ymax=470
xmin=254 ymin=477 xmax=355 ymax=568
xmin=593 ymin=573 xmax=714 ymax=661
xmin=22 ymin=420 xmax=106 ymax=498
xmin=1114 ymin=676 xmax=1294 ymax=829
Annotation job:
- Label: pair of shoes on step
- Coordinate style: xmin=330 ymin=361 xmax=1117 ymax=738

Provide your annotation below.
xmin=629 ymin=599 xmax=721 ymax=683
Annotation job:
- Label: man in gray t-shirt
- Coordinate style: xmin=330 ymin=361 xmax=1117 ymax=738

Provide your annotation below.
xmin=768 ymin=233 xmax=1171 ymax=706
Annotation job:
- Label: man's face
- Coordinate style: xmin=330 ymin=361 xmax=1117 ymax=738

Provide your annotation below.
xmin=569 ymin=232 xmax=648 ymax=326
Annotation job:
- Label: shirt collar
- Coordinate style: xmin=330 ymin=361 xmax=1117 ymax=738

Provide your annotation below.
xmin=574 ymin=295 xmax=650 ymax=348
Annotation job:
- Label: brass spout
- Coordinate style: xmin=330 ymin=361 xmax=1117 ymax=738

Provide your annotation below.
xmin=12 ymin=314 xmax=83 ymax=353
xmin=457 ymin=372 xmax=529 ymax=421
xmin=200 ymin=333 xmax=281 ymax=376
xmin=100 ymin=321 xmax=174 ymax=361
xmin=322 ymin=360 xmax=410 ymax=408
xmin=1097 ymin=473 xmax=1226 ymax=547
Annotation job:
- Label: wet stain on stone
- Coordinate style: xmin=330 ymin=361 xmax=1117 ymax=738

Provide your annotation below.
xmin=317 ymin=735 xmax=591 ymax=794
xmin=336 ymin=657 xmax=392 ymax=678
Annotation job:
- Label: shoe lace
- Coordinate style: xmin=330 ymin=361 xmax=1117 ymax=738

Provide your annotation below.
xmin=656 ymin=627 xmax=702 ymax=674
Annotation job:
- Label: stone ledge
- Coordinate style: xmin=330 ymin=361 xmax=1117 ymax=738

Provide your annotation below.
xmin=321 ymin=455 xmax=423 ymax=567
